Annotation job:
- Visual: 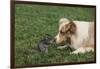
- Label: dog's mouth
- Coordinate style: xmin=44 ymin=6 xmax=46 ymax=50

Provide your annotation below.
xmin=58 ymin=41 xmax=66 ymax=46
xmin=54 ymin=40 xmax=66 ymax=46
xmin=54 ymin=38 xmax=71 ymax=46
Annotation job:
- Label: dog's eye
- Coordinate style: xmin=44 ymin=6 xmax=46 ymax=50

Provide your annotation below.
xmin=65 ymin=30 xmax=69 ymax=33
xmin=60 ymin=31 xmax=65 ymax=35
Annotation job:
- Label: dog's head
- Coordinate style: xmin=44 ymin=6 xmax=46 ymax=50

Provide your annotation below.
xmin=55 ymin=18 xmax=77 ymax=45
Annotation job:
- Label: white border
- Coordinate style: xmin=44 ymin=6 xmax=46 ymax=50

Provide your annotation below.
xmin=0 ymin=0 xmax=100 ymax=69
xmin=17 ymin=0 xmax=96 ymax=5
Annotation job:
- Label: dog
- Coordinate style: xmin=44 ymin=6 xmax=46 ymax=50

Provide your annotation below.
xmin=38 ymin=34 xmax=53 ymax=53
xmin=55 ymin=18 xmax=95 ymax=54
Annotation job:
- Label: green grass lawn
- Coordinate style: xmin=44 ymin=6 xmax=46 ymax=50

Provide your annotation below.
xmin=15 ymin=4 xmax=95 ymax=66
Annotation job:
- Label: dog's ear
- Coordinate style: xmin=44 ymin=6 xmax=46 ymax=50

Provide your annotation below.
xmin=59 ymin=18 xmax=70 ymax=25
xmin=69 ymin=21 xmax=77 ymax=34
xmin=65 ymin=21 xmax=76 ymax=34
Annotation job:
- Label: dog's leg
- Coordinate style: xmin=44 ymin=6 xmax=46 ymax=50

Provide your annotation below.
xmin=70 ymin=47 xmax=94 ymax=54
xmin=57 ymin=45 xmax=68 ymax=49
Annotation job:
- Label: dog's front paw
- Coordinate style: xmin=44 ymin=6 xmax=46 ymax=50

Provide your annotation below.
xmin=70 ymin=51 xmax=79 ymax=54
xmin=57 ymin=46 xmax=64 ymax=49
xmin=57 ymin=45 xmax=67 ymax=49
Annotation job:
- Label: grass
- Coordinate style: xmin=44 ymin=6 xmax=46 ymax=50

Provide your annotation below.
xmin=15 ymin=4 xmax=95 ymax=66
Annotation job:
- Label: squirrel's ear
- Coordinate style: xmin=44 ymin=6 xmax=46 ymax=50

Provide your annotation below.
xmin=45 ymin=34 xmax=50 ymax=36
